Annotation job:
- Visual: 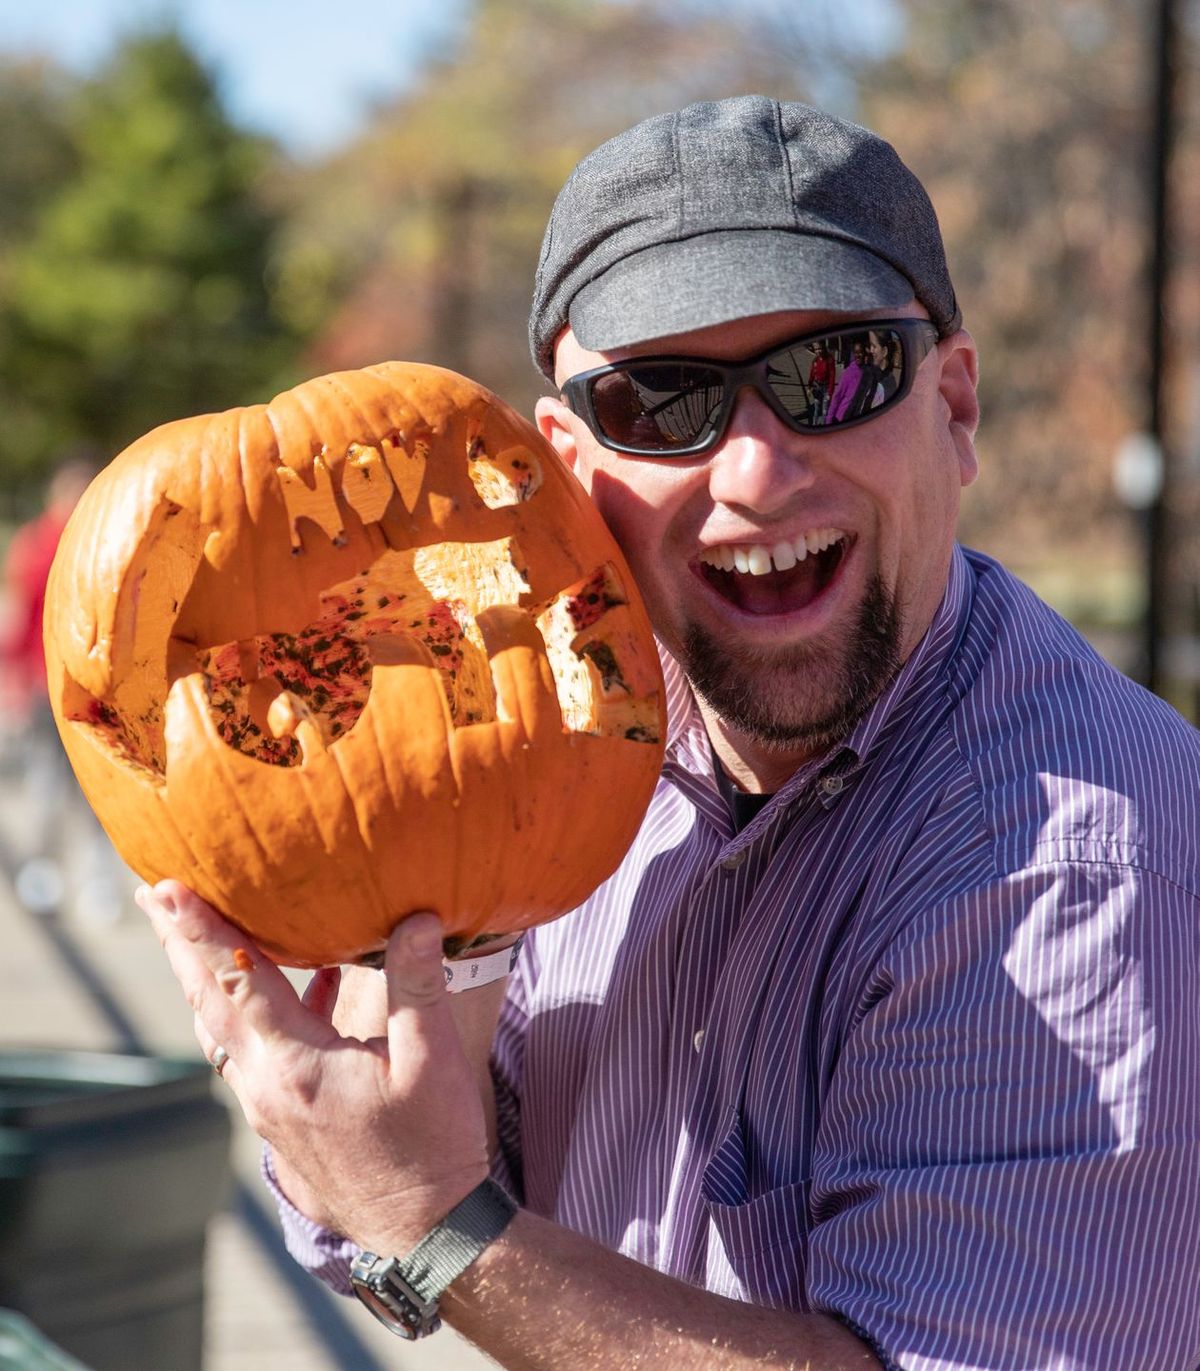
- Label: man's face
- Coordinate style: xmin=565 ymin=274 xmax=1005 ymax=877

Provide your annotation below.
xmin=537 ymin=308 xmax=980 ymax=759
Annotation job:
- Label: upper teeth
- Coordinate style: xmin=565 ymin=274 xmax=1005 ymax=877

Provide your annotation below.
xmin=699 ymin=528 xmax=846 ymax=576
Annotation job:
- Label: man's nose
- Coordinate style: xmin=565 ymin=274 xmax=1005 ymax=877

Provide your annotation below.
xmin=706 ymin=386 xmax=816 ymax=513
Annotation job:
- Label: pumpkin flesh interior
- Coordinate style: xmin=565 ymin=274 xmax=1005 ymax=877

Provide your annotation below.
xmin=60 ymin=536 xmax=662 ymax=775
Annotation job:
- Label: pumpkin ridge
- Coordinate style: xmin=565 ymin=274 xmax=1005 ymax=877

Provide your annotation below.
xmin=148 ymin=769 xmax=227 ymax=892
xmin=238 ymin=405 xmax=275 ymax=646
xmin=322 ymin=369 xmax=392 ymax=455
xmin=327 ymin=731 xmax=397 ymax=936
xmin=170 ymin=673 xmax=277 ymax=886
xmin=363 ymin=647 xmax=461 ymax=925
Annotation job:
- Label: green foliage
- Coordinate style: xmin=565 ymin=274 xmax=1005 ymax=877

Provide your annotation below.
xmin=0 ymin=30 xmax=300 ymax=492
xmin=0 ymin=59 xmax=77 ymax=252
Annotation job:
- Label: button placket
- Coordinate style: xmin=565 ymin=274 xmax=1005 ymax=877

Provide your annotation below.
xmin=816 ymin=772 xmax=853 ymax=807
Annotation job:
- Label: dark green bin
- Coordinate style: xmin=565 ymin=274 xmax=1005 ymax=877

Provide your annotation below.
xmin=0 ymin=1050 xmax=232 ymax=1371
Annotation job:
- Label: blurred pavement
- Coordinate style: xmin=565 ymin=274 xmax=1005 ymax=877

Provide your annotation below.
xmin=0 ymin=742 xmax=498 ymax=1371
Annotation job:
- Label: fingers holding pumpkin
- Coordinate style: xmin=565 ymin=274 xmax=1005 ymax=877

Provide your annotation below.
xmin=136 ymin=879 xmax=318 ymax=1053
xmin=384 ymin=913 xmax=472 ymax=1089
xmin=380 ymin=912 xmax=490 ymax=1199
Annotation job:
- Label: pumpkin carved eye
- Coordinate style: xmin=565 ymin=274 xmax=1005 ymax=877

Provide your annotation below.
xmin=46 ymin=363 xmax=665 ymax=966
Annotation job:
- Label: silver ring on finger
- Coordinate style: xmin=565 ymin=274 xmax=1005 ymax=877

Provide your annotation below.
xmin=211 ymin=1044 xmax=230 ymax=1078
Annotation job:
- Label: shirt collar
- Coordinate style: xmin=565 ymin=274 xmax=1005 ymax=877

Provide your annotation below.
xmin=833 ymin=542 xmax=974 ymax=770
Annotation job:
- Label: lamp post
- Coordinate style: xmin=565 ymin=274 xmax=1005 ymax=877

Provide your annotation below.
xmin=1142 ymin=0 xmax=1179 ymax=694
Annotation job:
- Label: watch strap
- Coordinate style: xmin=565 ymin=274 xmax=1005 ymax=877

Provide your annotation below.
xmin=398 ymin=1177 xmax=518 ymax=1302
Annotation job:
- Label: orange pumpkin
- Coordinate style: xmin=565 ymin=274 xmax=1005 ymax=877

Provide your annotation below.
xmin=44 ymin=363 xmax=665 ymax=966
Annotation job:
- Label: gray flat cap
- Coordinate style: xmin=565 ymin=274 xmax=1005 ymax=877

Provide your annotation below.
xmin=530 ymin=95 xmax=960 ymax=379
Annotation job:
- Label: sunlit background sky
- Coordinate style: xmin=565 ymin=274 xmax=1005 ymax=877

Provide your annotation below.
xmin=0 ymin=0 xmax=471 ymax=159
xmin=0 ymin=0 xmax=903 ymax=160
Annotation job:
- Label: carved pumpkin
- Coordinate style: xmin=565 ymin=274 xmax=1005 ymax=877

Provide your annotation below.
xmin=44 ymin=363 xmax=665 ymax=966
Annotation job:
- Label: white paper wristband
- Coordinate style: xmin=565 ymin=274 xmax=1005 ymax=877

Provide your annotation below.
xmin=442 ymin=935 xmax=525 ymax=993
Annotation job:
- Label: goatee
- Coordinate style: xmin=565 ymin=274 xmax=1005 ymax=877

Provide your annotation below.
xmin=679 ymin=575 xmax=902 ymax=753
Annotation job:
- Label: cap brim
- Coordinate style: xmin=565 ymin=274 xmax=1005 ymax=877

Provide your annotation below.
xmin=568 ymin=229 xmax=916 ymax=354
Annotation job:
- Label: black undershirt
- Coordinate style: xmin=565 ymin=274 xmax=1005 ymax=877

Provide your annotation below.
xmin=712 ymin=752 xmax=775 ymax=833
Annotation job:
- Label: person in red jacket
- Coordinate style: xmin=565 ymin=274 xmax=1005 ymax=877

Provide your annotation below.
xmin=807 ymin=339 xmax=837 ymax=422
xmin=2 ymin=455 xmax=128 ymax=923
xmin=2 ymin=458 xmax=94 ymax=722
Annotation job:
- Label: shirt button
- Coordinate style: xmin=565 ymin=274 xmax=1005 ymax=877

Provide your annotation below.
xmin=819 ymin=774 xmax=844 ymax=797
xmin=693 ymin=1029 xmax=706 ymax=1052
xmin=721 ymin=850 xmax=747 ymax=871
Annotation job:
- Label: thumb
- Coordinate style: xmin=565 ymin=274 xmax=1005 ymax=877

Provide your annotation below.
xmin=301 ymin=966 xmax=342 ymax=1022
xmin=384 ymin=913 xmax=458 ymax=1081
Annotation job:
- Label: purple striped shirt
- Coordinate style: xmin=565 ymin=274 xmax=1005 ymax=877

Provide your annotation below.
xmin=273 ymin=545 xmax=1200 ymax=1370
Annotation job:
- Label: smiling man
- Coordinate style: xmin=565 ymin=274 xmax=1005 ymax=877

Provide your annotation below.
xmin=543 ymin=304 xmax=974 ymax=793
xmin=142 ymin=97 xmax=1200 ymax=1370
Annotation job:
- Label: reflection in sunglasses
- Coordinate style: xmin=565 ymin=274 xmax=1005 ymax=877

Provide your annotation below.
xmin=596 ymin=371 xmax=723 ymax=448
xmin=765 ymin=349 xmax=808 ymax=417
xmin=566 ymin=320 xmax=938 ymax=455
xmin=648 ymin=383 xmax=722 ymax=444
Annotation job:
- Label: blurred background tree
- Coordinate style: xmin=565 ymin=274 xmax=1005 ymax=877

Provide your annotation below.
xmin=861 ymin=0 xmax=1151 ymax=613
xmin=271 ymin=0 xmax=836 ymax=416
xmin=0 ymin=58 xmax=76 ymax=251
xmin=0 ymin=31 xmax=298 ymax=504
xmin=0 ymin=0 xmax=1195 ymax=703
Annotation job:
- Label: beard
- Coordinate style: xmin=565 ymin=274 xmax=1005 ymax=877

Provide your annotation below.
xmin=678 ymin=575 xmax=902 ymax=753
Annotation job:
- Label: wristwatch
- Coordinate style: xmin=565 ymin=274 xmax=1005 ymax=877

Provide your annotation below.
xmin=349 ymin=1178 xmax=518 ymax=1339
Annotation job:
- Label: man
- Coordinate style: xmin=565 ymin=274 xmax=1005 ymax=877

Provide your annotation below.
xmin=141 ymin=97 xmax=1200 ymax=1369
xmin=807 ymin=338 xmax=837 ymax=422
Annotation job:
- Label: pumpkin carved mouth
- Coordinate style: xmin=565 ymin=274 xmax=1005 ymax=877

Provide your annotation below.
xmin=61 ymin=538 xmax=656 ymax=773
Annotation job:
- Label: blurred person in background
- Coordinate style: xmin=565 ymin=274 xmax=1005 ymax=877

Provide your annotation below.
xmin=825 ymin=335 xmax=866 ymax=422
xmin=862 ymin=326 xmax=900 ymax=408
xmin=141 ymin=97 xmax=1200 ymax=1370
xmin=1 ymin=456 xmax=93 ymax=726
xmin=1 ymin=454 xmax=127 ymax=923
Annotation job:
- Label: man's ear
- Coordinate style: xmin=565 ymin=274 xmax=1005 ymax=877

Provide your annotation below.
xmin=535 ymin=394 xmax=581 ymax=473
xmin=937 ymin=329 xmax=981 ymax=487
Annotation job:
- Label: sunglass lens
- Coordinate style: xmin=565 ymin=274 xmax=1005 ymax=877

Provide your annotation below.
xmin=772 ymin=328 xmax=905 ymax=430
xmin=590 ymin=364 xmax=724 ymax=451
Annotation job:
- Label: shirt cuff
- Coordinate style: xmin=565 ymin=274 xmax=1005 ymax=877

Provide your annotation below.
xmin=831 ymin=1312 xmax=901 ymax=1371
xmin=260 ymin=1144 xmax=361 ymax=1297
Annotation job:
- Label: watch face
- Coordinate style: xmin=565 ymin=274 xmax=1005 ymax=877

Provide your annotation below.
xmin=351 ymin=1255 xmax=441 ymax=1340
xmin=353 ymin=1280 xmax=420 ymax=1340
xmin=349 ymin=1181 xmax=515 ymax=1341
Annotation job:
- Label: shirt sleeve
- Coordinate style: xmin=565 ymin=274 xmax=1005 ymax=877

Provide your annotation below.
xmin=806 ymin=860 xmax=1200 ymax=1371
xmin=260 ymin=1146 xmax=360 ymax=1296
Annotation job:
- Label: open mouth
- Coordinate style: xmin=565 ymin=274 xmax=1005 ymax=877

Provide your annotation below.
xmin=696 ymin=528 xmax=850 ymax=616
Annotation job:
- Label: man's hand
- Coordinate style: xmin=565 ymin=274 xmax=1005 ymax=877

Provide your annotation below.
xmin=277 ymin=936 xmax=512 ymax=1226
xmin=136 ymin=880 xmax=490 ymax=1256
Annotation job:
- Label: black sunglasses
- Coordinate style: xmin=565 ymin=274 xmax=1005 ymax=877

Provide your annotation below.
xmin=561 ymin=318 xmax=940 ymax=457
